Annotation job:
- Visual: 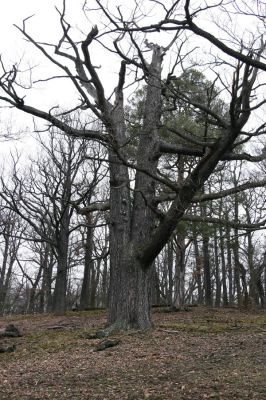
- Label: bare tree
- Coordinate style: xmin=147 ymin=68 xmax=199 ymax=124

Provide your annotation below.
xmin=0 ymin=207 xmax=25 ymax=314
xmin=0 ymin=1 xmax=265 ymax=330
xmin=0 ymin=131 xmax=104 ymax=314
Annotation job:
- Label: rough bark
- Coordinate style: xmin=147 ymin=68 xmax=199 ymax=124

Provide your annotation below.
xmin=214 ymin=228 xmax=221 ymax=307
xmin=225 ymin=225 xmax=234 ymax=305
xmin=233 ymin=193 xmax=242 ymax=306
xmin=193 ymin=231 xmax=204 ymax=304
xmin=53 ymin=210 xmax=70 ymax=315
xmin=40 ymin=244 xmax=54 ymax=313
xmin=79 ymin=214 xmax=94 ymax=310
xmin=172 ymin=235 xmax=186 ymax=309
xmin=107 ymin=46 xmax=163 ymax=331
xmin=0 ymin=235 xmax=11 ymax=313
xmin=167 ymin=241 xmax=174 ymax=305
xmin=201 ymin=195 xmax=212 ymax=307
xmin=101 ymin=246 xmax=109 ymax=307
xmin=150 ymin=264 xmax=161 ymax=306
xmin=219 ymin=225 xmax=228 ymax=306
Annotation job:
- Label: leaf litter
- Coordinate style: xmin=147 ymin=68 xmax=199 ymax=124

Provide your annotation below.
xmin=0 ymin=307 xmax=265 ymax=399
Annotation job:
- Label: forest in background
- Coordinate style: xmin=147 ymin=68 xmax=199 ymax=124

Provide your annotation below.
xmin=0 ymin=71 xmax=265 ymax=315
xmin=0 ymin=0 xmax=265 ymax=328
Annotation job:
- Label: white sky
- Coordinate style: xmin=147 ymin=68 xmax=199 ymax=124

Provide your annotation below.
xmin=0 ymin=1 xmax=96 ymax=155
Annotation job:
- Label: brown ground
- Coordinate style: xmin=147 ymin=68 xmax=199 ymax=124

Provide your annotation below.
xmin=0 ymin=307 xmax=265 ymax=400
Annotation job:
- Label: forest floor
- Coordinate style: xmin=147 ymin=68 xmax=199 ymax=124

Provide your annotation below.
xmin=0 ymin=306 xmax=265 ymax=400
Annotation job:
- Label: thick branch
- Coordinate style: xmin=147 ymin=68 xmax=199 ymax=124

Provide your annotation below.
xmin=194 ymin=179 xmax=266 ymax=202
xmin=159 ymin=140 xmax=266 ymax=162
xmin=155 ymin=178 xmax=266 ymax=204
xmin=0 ymin=97 xmax=105 ymax=142
xmin=182 ymin=214 xmax=266 ymax=231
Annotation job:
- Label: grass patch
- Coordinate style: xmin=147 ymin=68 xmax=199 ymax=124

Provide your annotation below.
xmin=158 ymin=314 xmax=266 ymax=334
xmin=0 ymin=313 xmax=51 ymax=323
xmin=65 ymin=309 xmax=106 ymax=317
xmin=25 ymin=330 xmax=80 ymax=353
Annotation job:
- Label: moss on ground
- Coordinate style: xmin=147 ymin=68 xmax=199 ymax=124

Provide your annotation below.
xmin=158 ymin=312 xmax=266 ymax=334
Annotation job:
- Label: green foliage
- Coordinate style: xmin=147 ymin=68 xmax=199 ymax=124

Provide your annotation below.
xmin=162 ymin=68 xmax=228 ymax=142
xmin=126 ymin=69 xmax=228 ymax=147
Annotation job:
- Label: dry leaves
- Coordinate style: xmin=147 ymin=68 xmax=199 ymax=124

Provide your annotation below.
xmin=0 ymin=307 xmax=265 ymax=399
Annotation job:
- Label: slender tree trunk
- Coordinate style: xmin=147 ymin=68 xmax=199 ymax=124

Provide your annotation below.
xmin=219 ymin=226 xmax=228 ymax=306
xmin=233 ymin=193 xmax=243 ymax=306
xmin=1 ymin=260 xmax=14 ymax=314
xmin=264 ymin=252 xmax=266 ymax=295
xmin=150 ymin=264 xmax=161 ymax=306
xmin=260 ymin=251 xmax=266 ymax=308
xmin=27 ymin=265 xmax=43 ymax=313
xmin=172 ymin=235 xmax=186 ymax=309
xmin=247 ymin=231 xmax=257 ymax=303
xmin=53 ymin=213 xmax=70 ymax=314
xmin=200 ymin=188 xmax=212 ymax=306
xmin=245 ymin=208 xmax=260 ymax=306
xmin=214 ymin=228 xmax=221 ymax=307
xmin=0 ymin=235 xmax=10 ymax=313
xmin=172 ymin=157 xmax=186 ymax=309
xmin=42 ymin=248 xmax=54 ymax=312
xmin=79 ymin=214 xmax=94 ymax=310
xmin=39 ymin=244 xmax=53 ymax=313
xmin=89 ymin=261 xmax=97 ymax=308
xmin=193 ymin=231 xmax=204 ymax=304
xmin=0 ymin=233 xmax=18 ymax=314
xmin=101 ymin=251 xmax=109 ymax=308
xmin=161 ymin=249 xmax=168 ymax=301
xmin=167 ymin=240 xmax=174 ymax=305
xmin=225 ymin=223 xmax=234 ymax=305
xmin=203 ymin=233 xmax=212 ymax=306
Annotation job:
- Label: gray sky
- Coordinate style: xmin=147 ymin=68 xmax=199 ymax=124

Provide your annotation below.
xmin=0 ymin=1 xmax=265 ymax=155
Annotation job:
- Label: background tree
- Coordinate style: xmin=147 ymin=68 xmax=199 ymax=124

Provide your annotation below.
xmin=0 ymin=130 xmax=105 ymax=314
xmin=0 ymin=207 xmax=25 ymax=314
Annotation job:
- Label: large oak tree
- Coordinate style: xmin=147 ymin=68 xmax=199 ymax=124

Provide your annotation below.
xmin=0 ymin=0 xmax=265 ymax=331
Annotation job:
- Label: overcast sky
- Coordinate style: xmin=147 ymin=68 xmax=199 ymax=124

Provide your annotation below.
xmin=0 ymin=1 xmax=265 ymax=156
xmin=0 ymin=1 xmax=91 ymax=154
xmin=0 ymin=0 xmax=162 ymax=151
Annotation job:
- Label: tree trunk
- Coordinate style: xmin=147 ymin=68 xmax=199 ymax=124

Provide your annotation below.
xmin=219 ymin=226 xmax=228 ymax=306
xmin=107 ymin=46 xmax=163 ymax=331
xmin=109 ymin=249 xmax=152 ymax=330
xmin=233 ymin=194 xmax=242 ymax=307
xmin=225 ymin=223 xmax=234 ymax=305
xmin=201 ymin=187 xmax=212 ymax=307
xmin=150 ymin=264 xmax=161 ymax=306
xmin=27 ymin=265 xmax=43 ymax=314
xmin=245 ymin=208 xmax=261 ymax=306
xmin=167 ymin=240 xmax=174 ymax=306
xmin=90 ymin=259 xmax=101 ymax=308
xmin=172 ymin=235 xmax=186 ymax=309
xmin=79 ymin=214 xmax=94 ymax=310
xmin=101 ymin=251 xmax=109 ymax=307
xmin=41 ymin=247 xmax=53 ymax=312
xmin=0 ymin=235 xmax=10 ymax=313
xmin=53 ymin=215 xmax=70 ymax=314
xmin=193 ymin=232 xmax=204 ymax=304
xmin=260 ymin=251 xmax=266 ymax=308
xmin=214 ymin=228 xmax=221 ymax=307
xmin=203 ymin=232 xmax=212 ymax=306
